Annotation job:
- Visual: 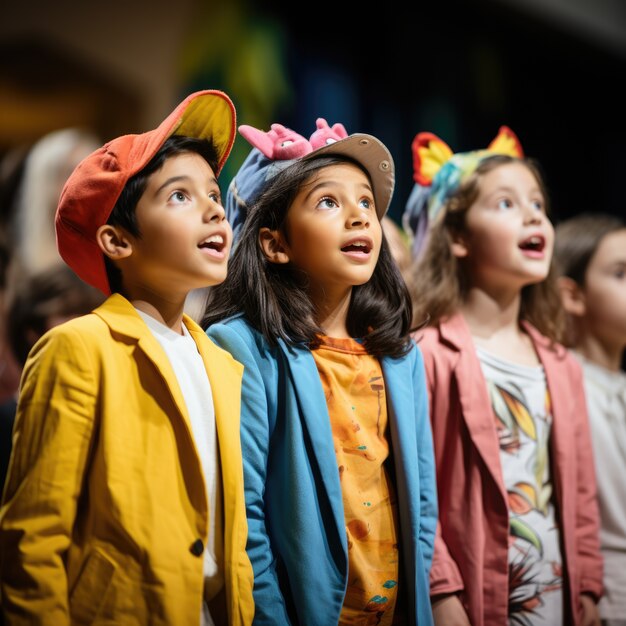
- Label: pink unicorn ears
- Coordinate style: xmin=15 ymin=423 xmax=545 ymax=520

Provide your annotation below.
xmin=238 ymin=123 xmax=312 ymax=160
xmin=309 ymin=118 xmax=348 ymax=149
xmin=238 ymin=118 xmax=350 ymax=161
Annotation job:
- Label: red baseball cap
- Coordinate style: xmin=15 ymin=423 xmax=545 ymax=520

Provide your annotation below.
xmin=55 ymin=89 xmax=236 ymax=295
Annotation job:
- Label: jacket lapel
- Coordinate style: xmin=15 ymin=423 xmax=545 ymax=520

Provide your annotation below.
xmin=93 ymin=295 xmax=201 ymax=459
xmin=188 ymin=323 xmax=244 ymax=503
xmin=278 ymin=339 xmax=347 ymax=550
xmin=440 ymin=314 xmax=508 ymax=504
xmin=383 ymin=355 xmax=417 ymax=471
xmin=522 ymin=323 xmax=571 ymax=513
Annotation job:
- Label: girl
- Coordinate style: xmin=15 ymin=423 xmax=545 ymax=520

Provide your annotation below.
xmin=203 ymin=121 xmax=437 ymax=625
xmin=404 ymin=127 xmax=603 ymax=626
xmin=555 ymin=213 xmax=626 ymax=626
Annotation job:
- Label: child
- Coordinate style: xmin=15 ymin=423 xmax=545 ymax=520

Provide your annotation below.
xmin=203 ymin=120 xmax=437 ymax=625
xmin=404 ymin=127 xmax=603 ymax=626
xmin=0 ymin=90 xmax=254 ymax=626
xmin=554 ymin=213 xmax=626 ymax=626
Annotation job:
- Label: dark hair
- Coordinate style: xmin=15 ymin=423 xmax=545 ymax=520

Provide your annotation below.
xmin=104 ymin=135 xmax=219 ymax=294
xmin=409 ymin=154 xmax=565 ymax=343
xmin=554 ymin=213 xmax=626 ymax=285
xmin=7 ymin=264 xmax=105 ymax=365
xmin=203 ymin=155 xmax=413 ymax=358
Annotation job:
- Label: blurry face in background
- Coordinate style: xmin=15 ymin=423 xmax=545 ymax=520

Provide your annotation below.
xmin=581 ymin=228 xmax=626 ymax=348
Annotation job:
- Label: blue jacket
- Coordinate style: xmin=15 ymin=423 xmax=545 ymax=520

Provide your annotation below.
xmin=207 ymin=315 xmax=437 ymax=625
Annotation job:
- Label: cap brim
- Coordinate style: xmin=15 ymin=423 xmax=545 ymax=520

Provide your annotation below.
xmin=168 ymin=90 xmax=237 ymax=176
xmin=301 ymin=133 xmax=394 ymax=219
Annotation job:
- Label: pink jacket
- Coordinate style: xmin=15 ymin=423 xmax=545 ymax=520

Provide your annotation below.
xmin=416 ymin=313 xmax=603 ymax=626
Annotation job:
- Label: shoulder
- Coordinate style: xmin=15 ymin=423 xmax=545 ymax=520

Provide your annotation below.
xmin=30 ymin=313 xmax=106 ymax=356
xmin=20 ymin=314 xmax=108 ymax=393
xmin=206 ymin=315 xmax=277 ymax=364
xmin=207 ymin=314 xmax=262 ymax=346
xmin=411 ymin=325 xmax=441 ymax=353
xmin=524 ymin=322 xmax=578 ymax=371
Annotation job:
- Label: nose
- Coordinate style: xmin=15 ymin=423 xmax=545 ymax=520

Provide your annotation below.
xmin=345 ymin=202 xmax=370 ymax=229
xmin=203 ymin=197 xmax=226 ymax=223
xmin=522 ymin=203 xmax=542 ymax=224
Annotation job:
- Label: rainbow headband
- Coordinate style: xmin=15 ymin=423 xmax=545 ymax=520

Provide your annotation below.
xmin=403 ymin=125 xmax=523 ymax=256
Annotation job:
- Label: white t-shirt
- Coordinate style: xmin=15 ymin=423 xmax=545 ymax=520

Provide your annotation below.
xmin=477 ymin=346 xmax=563 ymax=626
xmin=137 ymin=310 xmax=223 ymax=626
xmin=574 ymin=351 xmax=626 ymax=620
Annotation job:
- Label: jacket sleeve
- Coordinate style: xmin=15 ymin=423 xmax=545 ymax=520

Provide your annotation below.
xmin=207 ymin=323 xmax=292 ymax=625
xmin=419 ymin=337 xmax=465 ymax=596
xmin=570 ymin=359 xmax=604 ymax=600
xmin=411 ymin=343 xmax=438 ymax=575
xmin=0 ymin=327 xmax=98 ymax=625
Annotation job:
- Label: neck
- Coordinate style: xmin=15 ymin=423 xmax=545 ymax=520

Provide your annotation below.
xmin=131 ymin=295 xmax=187 ymax=335
xmin=574 ymin=332 xmax=625 ymax=372
xmin=460 ymin=286 xmax=522 ymax=337
xmin=312 ymin=287 xmax=352 ymax=338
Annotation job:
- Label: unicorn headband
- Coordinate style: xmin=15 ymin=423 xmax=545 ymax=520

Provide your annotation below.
xmin=226 ymin=118 xmax=395 ymax=245
xmin=402 ymin=125 xmax=524 ymax=257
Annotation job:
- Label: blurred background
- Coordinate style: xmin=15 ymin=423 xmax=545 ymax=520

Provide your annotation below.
xmin=1 ymin=0 xmax=625 ymax=226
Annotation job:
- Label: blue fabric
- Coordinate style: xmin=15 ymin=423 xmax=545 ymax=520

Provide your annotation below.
xmin=225 ymin=148 xmax=294 ymax=246
xmin=207 ymin=316 xmax=437 ymax=625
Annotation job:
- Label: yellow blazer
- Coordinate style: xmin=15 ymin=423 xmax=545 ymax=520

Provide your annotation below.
xmin=0 ymin=294 xmax=254 ymax=626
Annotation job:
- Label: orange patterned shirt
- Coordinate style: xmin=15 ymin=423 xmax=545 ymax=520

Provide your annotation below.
xmin=312 ymin=336 xmax=400 ymax=626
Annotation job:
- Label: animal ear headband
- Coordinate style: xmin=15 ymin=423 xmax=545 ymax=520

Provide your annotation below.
xmin=403 ymin=125 xmax=524 ymax=257
xmin=227 ymin=118 xmax=395 ymax=245
xmin=226 ymin=118 xmax=348 ymax=242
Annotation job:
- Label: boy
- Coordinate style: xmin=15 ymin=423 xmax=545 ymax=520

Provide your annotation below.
xmin=0 ymin=90 xmax=254 ymax=626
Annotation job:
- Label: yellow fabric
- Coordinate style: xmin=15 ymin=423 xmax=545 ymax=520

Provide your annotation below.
xmin=417 ymin=138 xmax=454 ymax=184
xmin=487 ymin=126 xmax=524 ymax=157
xmin=0 ymin=294 xmax=254 ymax=626
xmin=176 ymin=94 xmax=234 ymax=168
xmin=312 ymin=336 xmax=400 ymax=626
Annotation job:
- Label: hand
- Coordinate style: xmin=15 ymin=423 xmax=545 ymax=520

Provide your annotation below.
xmin=432 ymin=593 xmax=472 ymax=626
xmin=579 ymin=593 xmax=600 ymax=626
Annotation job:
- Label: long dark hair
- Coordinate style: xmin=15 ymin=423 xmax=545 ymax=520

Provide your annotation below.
xmin=203 ymin=155 xmax=413 ymax=358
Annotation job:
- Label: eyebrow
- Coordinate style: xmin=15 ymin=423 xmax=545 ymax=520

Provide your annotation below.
xmin=154 ymin=174 xmax=218 ymax=195
xmin=303 ymin=179 xmax=373 ymax=201
xmin=486 ymin=185 xmax=542 ymax=197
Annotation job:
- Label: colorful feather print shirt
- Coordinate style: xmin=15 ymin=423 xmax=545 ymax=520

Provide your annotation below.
xmin=477 ymin=346 xmax=563 ymax=626
xmin=312 ymin=336 xmax=401 ymax=626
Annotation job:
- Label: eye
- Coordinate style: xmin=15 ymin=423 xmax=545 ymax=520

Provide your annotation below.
xmin=317 ymin=197 xmax=338 ymax=210
xmin=531 ymin=199 xmax=544 ymax=212
xmin=613 ymin=268 xmax=626 ymax=280
xmin=359 ymin=197 xmax=373 ymax=211
xmin=208 ymin=190 xmax=222 ymax=205
xmin=169 ymin=190 xmax=188 ymax=204
xmin=497 ymin=198 xmax=514 ymax=210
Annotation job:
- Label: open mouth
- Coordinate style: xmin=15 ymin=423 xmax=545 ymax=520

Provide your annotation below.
xmin=341 ymin=239 xmax=372 ymax=254
xmin=518 ymin=235 xmax=545 ymax=253
xmin=198 ymin=233 xmax=226 ymax=254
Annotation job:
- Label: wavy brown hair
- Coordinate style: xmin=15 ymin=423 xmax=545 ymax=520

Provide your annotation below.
xmin=408 ymin=155 xmax=565 ymax=343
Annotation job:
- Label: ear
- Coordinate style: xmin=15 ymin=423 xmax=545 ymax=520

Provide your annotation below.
xmin=450 ymin=230 xmax=469 ymax=258
xmin=258 ymin=227 xmax=290 ymax=264
xmin=96 ymin=224 xmax=133 ymax=260
xmin=557 ymin=276 xmax=586 ymax=317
